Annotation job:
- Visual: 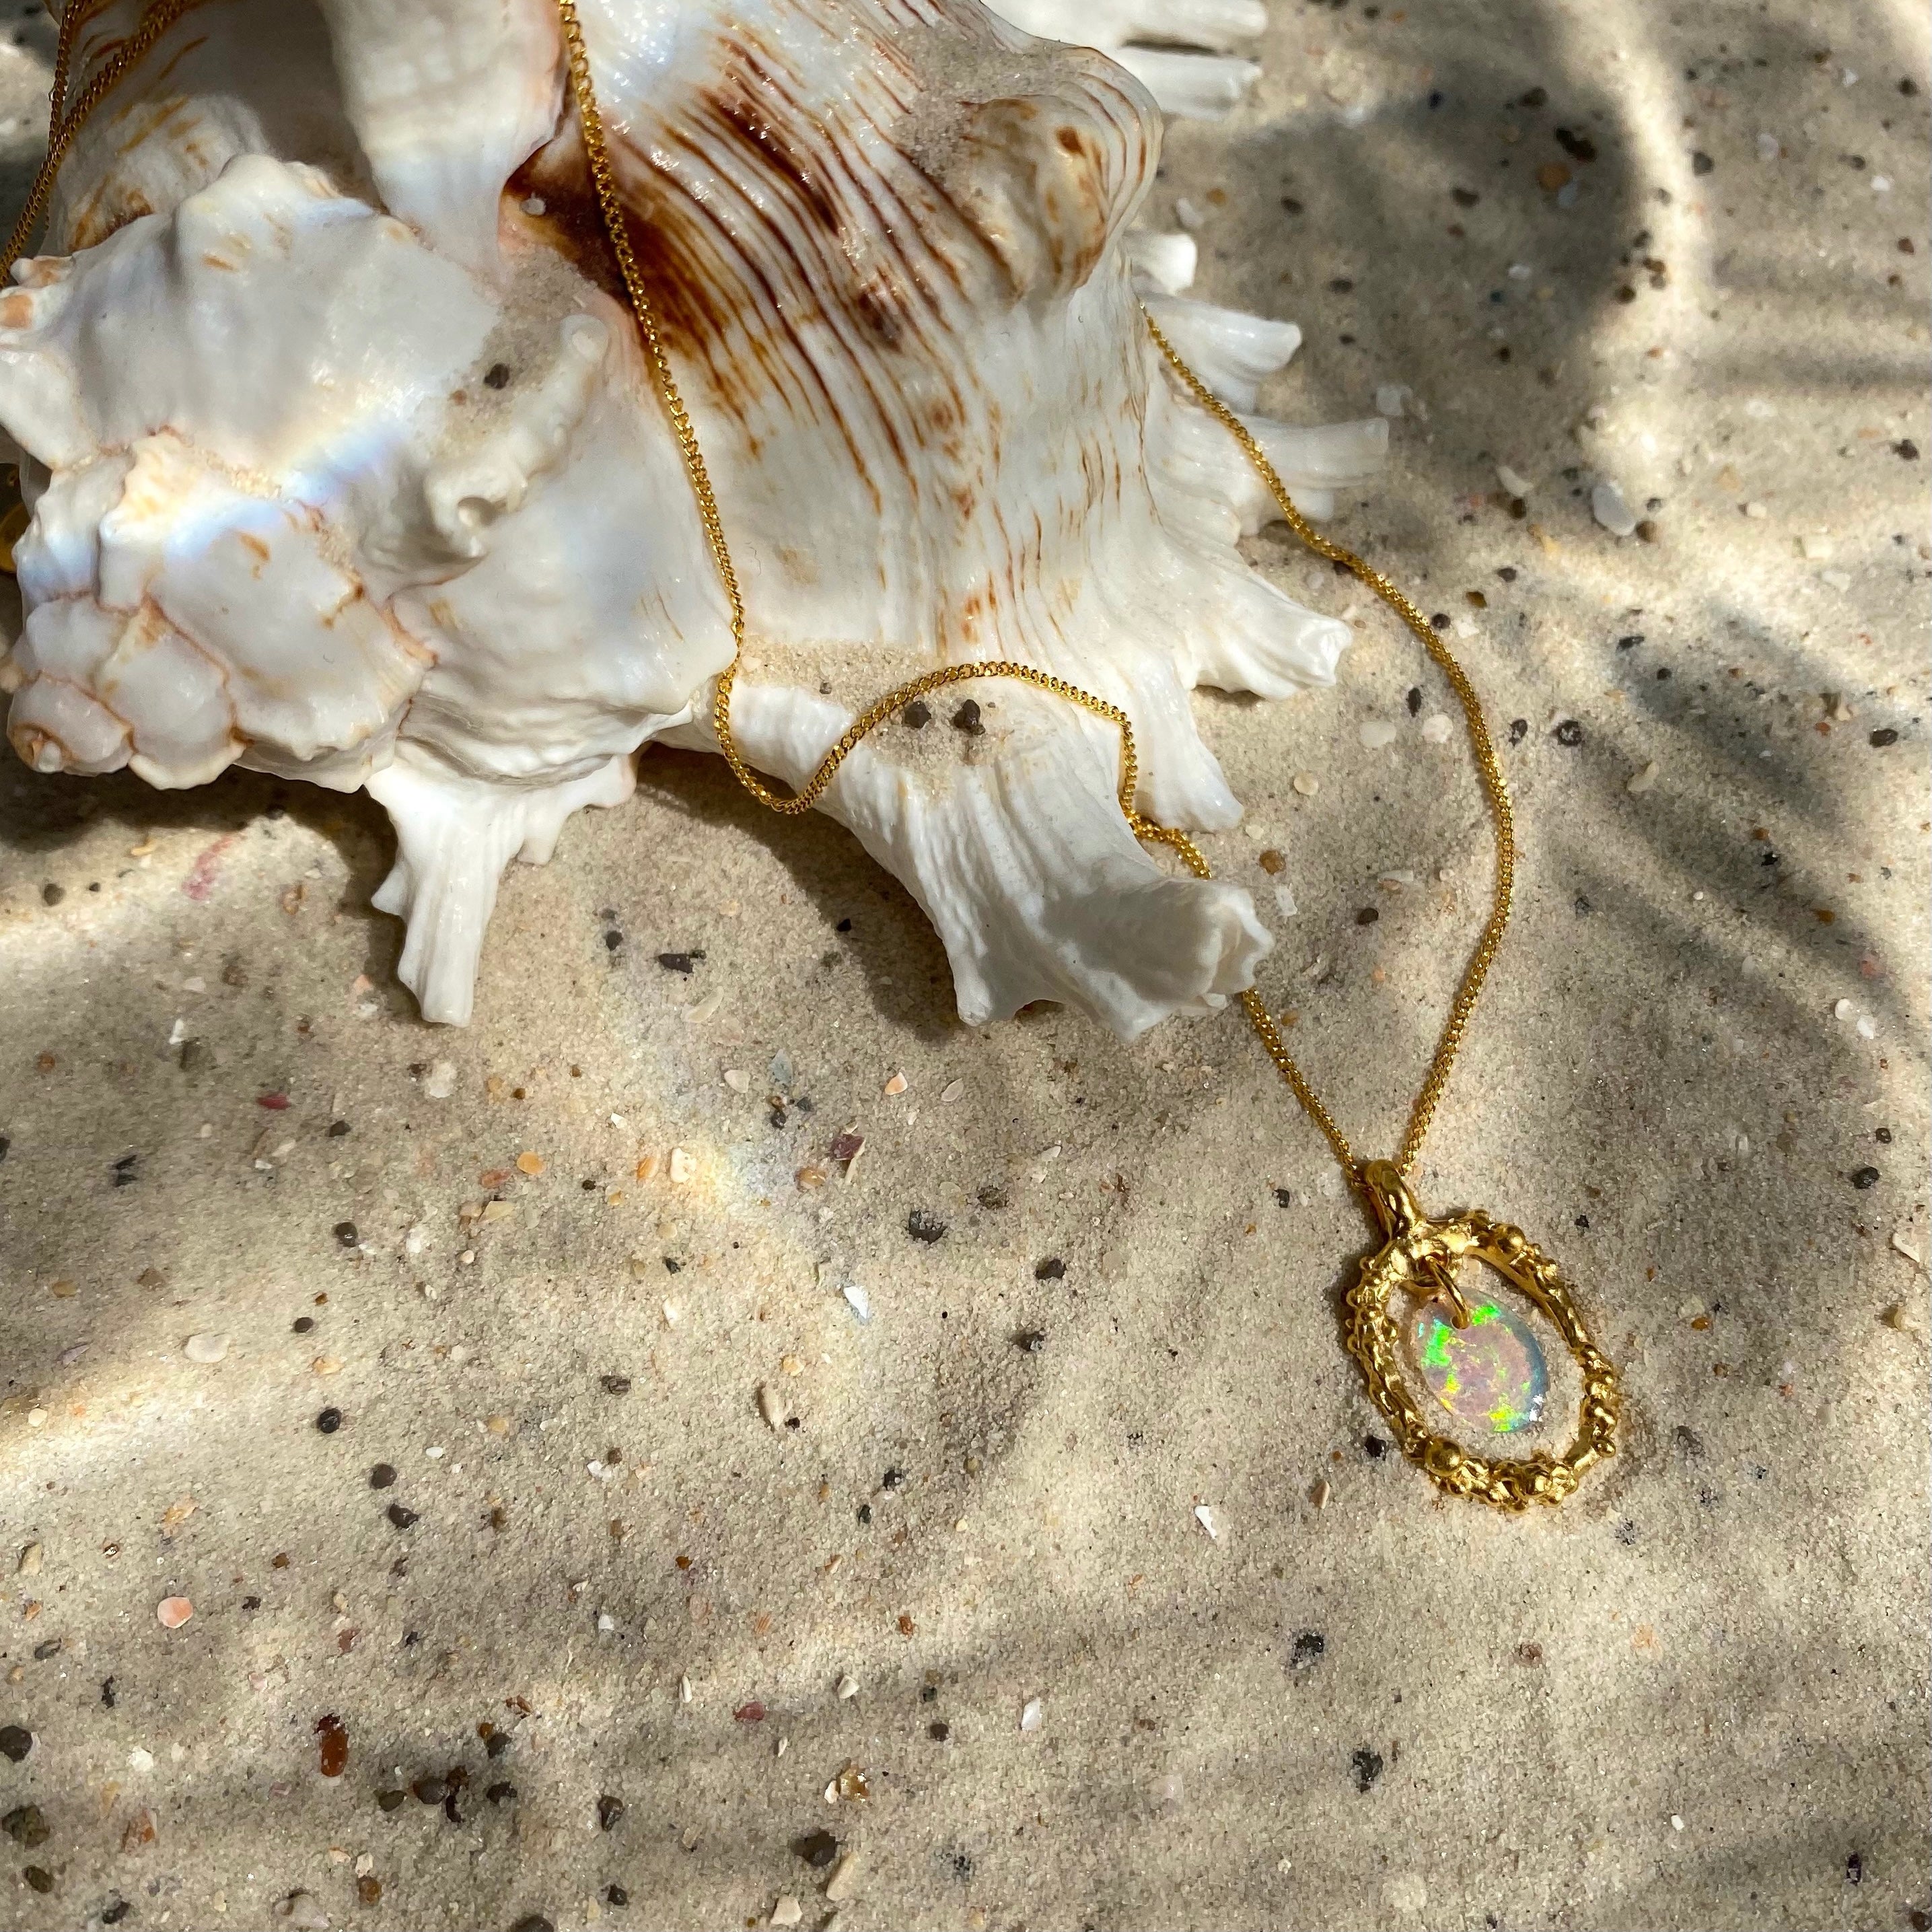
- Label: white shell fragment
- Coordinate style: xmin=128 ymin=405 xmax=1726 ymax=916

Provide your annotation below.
xmin=1591 ymin=479 xmax=1639 ymax=536
xmin=1 ymin=0 xmax=1385 ymax=1044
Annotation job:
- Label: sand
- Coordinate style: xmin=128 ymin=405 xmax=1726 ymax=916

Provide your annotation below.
xmin=0 ymin=1 xmax=1927 ymax=1927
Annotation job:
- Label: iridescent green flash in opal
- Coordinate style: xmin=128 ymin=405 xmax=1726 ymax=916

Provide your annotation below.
xmin=1409 ymin=1293 xmax=1548 ymax=1435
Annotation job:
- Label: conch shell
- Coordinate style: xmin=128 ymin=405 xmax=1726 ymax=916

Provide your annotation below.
xmin=0 ymin=0 xmax=1384 ymax=1036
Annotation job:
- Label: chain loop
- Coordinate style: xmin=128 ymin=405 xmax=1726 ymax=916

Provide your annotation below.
xmin=6 ymin=0 xmax=1517 ymax=1217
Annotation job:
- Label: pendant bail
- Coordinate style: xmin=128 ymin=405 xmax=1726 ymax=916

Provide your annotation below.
xmin=1361 ymin=1159 xmax=1474 ymax=1327
xmin=1361 ymin=1159 xmax=1424 ymax=1241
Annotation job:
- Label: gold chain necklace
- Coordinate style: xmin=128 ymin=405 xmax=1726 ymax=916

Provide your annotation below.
xmin=12 ymin=0 xmax=1618 ymax=1510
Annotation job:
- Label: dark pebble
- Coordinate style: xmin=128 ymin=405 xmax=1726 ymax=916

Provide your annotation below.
xmin=857 ymin=1503 xmax=872 ymax=1525
xmin=101 ymin=1678 xmax=115 ymax=1708
xmin=1 ymin=1724 xmax=34 ymax=1762
xmin=954 ymin=1853 xmax=974 ymax=1880
xmin=387 ymin=1503 xmax=419 ymax=1530
xmin=242 ymin=1596 xmax=261 ymax=1610
xmin=484 ymin=361 xmax=511 ymax=390
xmin=31 ymin=1641 xmax=59 ymax=1662
xmin=22 ymin=1866 xmax=52 ymax=1894
xmin=1692 ymin=150 xmax=1714 ymax=175
xmin=1875 ymin=1126 xmax=1892 ymax=1144
xmin=1405 ymin=686 xmax=1422 ymax=715
xmin=1355 ymin=907 xmax=1380 ymax=926
xmin=1508 ymin=718 xmax=1529 ymax=744
xmin=793 ymin=1829 xmax=840 ymax=1867
xmin=102 ymin=1899 xmax=131 ymax=1924
xmin=1617 ymin=633 xmax=1644 ymax=650
xmin=604 ymin=930 xmax=623 ymax=951
xmin=1291 ymin=1631 xmax=1326 ymax=1670
xmin=293 ymin=1316 xmax=315 ymax=1334
xmin=656 ymin=951 xmax=700 ymax=974
xmin=1896 ymin=440 xmax=1920 ymax=461
xmin=1851 ymin=1166 xmax=1880 ymax=1190
xmin=370 ymin=1463 xmax=397 ymax=1489
xmin=1519 ymin=85 xmax=1547 ymax=106
xmin=333 ymin=1221 xmax=359 ymax=1248
xmin=486 ymin=1731 xmax=512 ymax=1758
xmin=1014 ymin=1329 xmax=1047 ymax=1353
xmin=1274 ymin=1187 xmax=1292 ymax=1207
xmin=600 ymin=1374 xmax=633 ymax=1395
xmin=1351 ymin=1746 xmax=1385 ymax=1793
xmin=3 ymin=1804 xmax=48 ymax=1847
xmin=906 ymin=1208 xmax=947 ymax=1244
xmin=1429 ymin=612 xmax=1449 ymax=630
xmin=376 ymin=1789 xmax=407 ymax=1812
xmin=951 ymin=698 xmax=985 ymax=735
xmin=977 ymin=1184 xmax=1009 ymax=1209
xmin=411 ymin=1775 xmax=448 ymax=1805
xmin=1363 ymin=1434 xmax=1390 ymax=1460
xmin=597 ymin=1793 xmax=625 ymax=1832
xmin=508 ymin=1918 xmax=552 ymax=1932
xmin=1034 ymin=1256 xmax=1065 ymax=1281
xmin=920 ymin=1686 xmax=938 ymax=1703
xmin=1553 ymin=719 xmax=1585 ymax=746
xmin=41 ymin=882 xmax=63 ymax=906
xmin=929 ymin=1719 xmax=951 ymax=1741
xmin=487 ymin=1782 xmax=517 ymax=1805
xmin=902 ymin=701 xmax=931 ymax=729
xmin=1496 ymin=565 xmax=1517 ymax=582
xmin=1869 ymin=727 xmax=1899 ymax=747
xmin=1554 ymin=126 xmax=1597 ymax=161
xmin=316 ymin=1407 xmax=343 ymax=1434
xmin=606 ymin=1887 xmax=629 ymax=1907
xmin=1451 ymin=186 xmax=1479 ymax=208
xmin=1845 ymin=1851 xmax=1863 ymax=1885
xmin=112 ymin=1153 xmax=139 ymax=1187
xmin=327 ymin=1119 xmax=351 ymax=1138
xmin=882 ymin=1467 xmax=906 ymax=1491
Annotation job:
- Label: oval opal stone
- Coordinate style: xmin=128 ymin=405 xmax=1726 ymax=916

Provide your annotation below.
xmin=1408 ymin=1293 xmax=1548 ymax=1435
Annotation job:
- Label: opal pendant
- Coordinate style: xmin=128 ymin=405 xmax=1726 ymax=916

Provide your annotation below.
xmin=1408 ymin=1294 xmax=1548 ymax=1434
xmin=1341 ymin=1160 xmax=1621 ymax=1509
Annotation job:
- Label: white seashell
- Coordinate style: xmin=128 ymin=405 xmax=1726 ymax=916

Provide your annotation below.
xmin=989 ymin=0 xmax=1265 ymax=119
xmin=1 ymin=0 xmax=1384 ymax=1044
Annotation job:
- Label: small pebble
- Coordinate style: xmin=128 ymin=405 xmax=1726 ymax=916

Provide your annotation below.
xmin=1419 ymin=713 xmax=1452 ymax=744
xmin=950 ymin=699 xmax=984 ymax=736
xmin=156 ymin=1596 xmax=193 ymax=1629
xmin=369 ymin=1463 xmax=397 ymax=1489
xmin=1359 ymin=720 xmax=1398 ymax=749
xmin=1553 ymin=719 xmax=1585 ymax=747
xmin=1034 ymin=1256 xmax=1065 ymax=1281
xmin=1626 ymin=762 xmax=1659 ymax=795
xmin=0 ymin=1726 xmax=33 ymax=1762
xmin=769 ymin=1898 xmax=803 ymax=1929
xmin=1019 ymin=1697 xmax=1044 ymax=1732
xmin=316 ymin=1407 xmax=343 ymax=1433
xmin=3 ymin=1803 xmax=48 ymax=1847
xmin=422 ymin=1061 xmax=457 ymax=1100
xmin=184 ymin=1332 xmax=229 ymax=1364
xmin=597 ymin=1793 xmax=625 ymax=1832
xmin=906 ymin=1209 xmax=947 ymax=1244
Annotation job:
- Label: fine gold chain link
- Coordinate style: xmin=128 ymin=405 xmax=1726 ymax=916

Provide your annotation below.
xmin=5 ymin=0 xmax=1516 ymax=1213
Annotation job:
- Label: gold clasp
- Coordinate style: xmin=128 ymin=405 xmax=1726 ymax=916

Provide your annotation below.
xmin=1360 ymin=1159 xmax=1474 ymax=1328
